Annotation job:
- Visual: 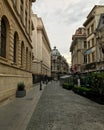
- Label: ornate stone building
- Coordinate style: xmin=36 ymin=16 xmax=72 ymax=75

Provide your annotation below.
xmin=51 ymin=47 xmax=69 ymax=80
xmin=83 ymin=5 xmax=104 ymax=72
xmin=94 ymin=13 xmax=104 ymax=71
xmin=32 ymin=14 xmax=51 ymax=83
xmin=0 ymin=0 xmax=36 ymax=103
xmin=70 ymin=5 xmax=104 ymax=73
xmin=70 ymin=27 xmax=86 ymax=73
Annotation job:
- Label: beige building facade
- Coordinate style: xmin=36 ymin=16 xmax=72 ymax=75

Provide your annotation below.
xmin=32 ymin=14 xmax=51 ymax=83
xmin=70 ymin=27 xmax=86 ymax=73
xmin=94 ymin=13 xmax=104 ymax=71
xmin=83 ymin=5 xmax=104 ymax=72
xmin=70 ymin=5 xmax=104 ymax=73
xmin=0 ymin=0 xmax=35 ymax=103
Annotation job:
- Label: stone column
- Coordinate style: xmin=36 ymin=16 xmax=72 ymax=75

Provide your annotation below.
xmin=18 ymin=40 xmax=21 ymax=66
xmin=8 ymin=25 xmax=14 ymax=63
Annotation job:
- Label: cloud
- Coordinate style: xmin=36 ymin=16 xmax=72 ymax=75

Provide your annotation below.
xmin=32 ymin=0 xmax=104 ymax=65
xmin=99 ymin=0 xmax=104 ymax=4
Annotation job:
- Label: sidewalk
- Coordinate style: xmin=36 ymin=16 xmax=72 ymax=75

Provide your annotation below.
xmin=0 ymin=83 xmax=45 ymax=130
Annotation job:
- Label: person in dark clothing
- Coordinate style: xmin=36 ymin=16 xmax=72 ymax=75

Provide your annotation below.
xmin=45 ymin=75 xmax=48 ymax=84
xmin=40 ymin=75 xmax=42 ymax=90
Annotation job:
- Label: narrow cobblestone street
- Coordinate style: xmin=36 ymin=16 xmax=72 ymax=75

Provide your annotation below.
xmin=27 ymin=81 xmax=104 ymax=130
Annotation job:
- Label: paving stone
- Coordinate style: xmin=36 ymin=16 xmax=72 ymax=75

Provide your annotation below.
xmin=27 ymin=81 xmax=104 ymax=130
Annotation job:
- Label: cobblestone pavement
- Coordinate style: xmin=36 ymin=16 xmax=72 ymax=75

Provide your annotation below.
xmin=27 ymin=81 xmax=104 ymax=130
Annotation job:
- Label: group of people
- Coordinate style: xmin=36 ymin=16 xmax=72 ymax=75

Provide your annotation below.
xmin=41 ymin=75 xmax=48 ymax=84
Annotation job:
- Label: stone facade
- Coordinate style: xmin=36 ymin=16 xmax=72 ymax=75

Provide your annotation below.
xmin=95 ymin=13 xmax=104 ymax=71
xmin=70 ymin=27 xmax=86 ymax=73
xmin=0 ymin=0 xmax=35 ymax=103
xmin=32 ymin=14 xmax=51 ymax=83
xmin=51 ymin=47 xmax=69 ymax=80
xmin=83 ymin=5 xmax=104 ymax=72
xmin=70 ymin=5 xmax=104 ymax=73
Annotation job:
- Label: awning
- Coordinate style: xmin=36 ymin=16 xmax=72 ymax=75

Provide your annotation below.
xmin=60 ymin=75 xmax=70 ymax=79
xmin=85 ymin=47 xmax=95 ymax=54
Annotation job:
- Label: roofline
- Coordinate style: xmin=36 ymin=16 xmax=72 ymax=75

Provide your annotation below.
xmin=87 ymin=5 xmax=104 ymax=18
xmin=83 ymin=5 xmax=104 ymax=26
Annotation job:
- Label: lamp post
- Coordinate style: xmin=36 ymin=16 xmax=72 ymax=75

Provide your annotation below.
xmin=40 ymin=60 xmax=43 ymax=90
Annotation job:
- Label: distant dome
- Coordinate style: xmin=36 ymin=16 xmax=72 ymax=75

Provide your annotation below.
xmin=51 ymin=46 xmax=60 ymax=56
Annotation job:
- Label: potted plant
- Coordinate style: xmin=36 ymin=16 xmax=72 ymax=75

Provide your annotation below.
xmin=16 ymin=82 xmax=26 ymax=97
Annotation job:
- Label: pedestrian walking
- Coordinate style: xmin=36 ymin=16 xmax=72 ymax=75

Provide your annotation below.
xmin=40 ymin=75 xmax=42 ymax=90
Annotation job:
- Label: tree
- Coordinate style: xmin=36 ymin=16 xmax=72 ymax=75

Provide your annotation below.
xmin=91 ymin=72 xmax=104 ymax=95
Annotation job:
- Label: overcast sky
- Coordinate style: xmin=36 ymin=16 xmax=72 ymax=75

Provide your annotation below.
xmin=32 ymin=0 xmax=104 ymax=65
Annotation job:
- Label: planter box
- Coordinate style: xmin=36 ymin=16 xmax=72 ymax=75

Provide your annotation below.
xmin=16 ymin=90 xmax=26 ymax=98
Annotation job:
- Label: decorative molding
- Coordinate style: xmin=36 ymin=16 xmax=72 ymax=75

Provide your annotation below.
xmin=0 ymin=73 xmax=31 ymax=78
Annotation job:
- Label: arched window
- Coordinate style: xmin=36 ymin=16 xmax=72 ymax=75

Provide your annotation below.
xmin=21 ymin=42 xmax=24 ymax=66
xmin=29 ymin=51 xmax=31 ymax=69
xmin=0 ymin=18 xmax=6 ymax=57
xmin=13 ymin=32 xmax=18 ymax=63
xmin=26 ymin=47 xmax=28 ymax=69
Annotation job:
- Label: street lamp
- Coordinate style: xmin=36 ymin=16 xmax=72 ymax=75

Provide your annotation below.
xmin=40 ymin=60 xmax=43 ymax=90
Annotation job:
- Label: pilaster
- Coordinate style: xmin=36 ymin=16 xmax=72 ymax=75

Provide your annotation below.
xmin=17 ymin=0 xmax=20 ymax=14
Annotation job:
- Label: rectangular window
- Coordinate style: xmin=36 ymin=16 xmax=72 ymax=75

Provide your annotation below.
xmin=92 ymin=38 xmax=94 ymax=47
xmin=84 ymin=41 xmax=87 ymax=48
xmin=29 ymin=20 xmax=31 ymax=34
xmin=20 ymin=0 xmax=23 ymax=18
xmin=25 ymin=10 xmax=27 ymax=27
xmin=92 ymin=52 xmax=95 ymax=62
xmin=88 ymin=55 xmax=90 ymax=63
xmin=91 ymin=24 xmax=94 ymax=33
xmin=87 ymin=28 xmax=90 ymax=36
xmin=84 ymin=55 xmax=87 ymax=63
xmin=88 ymin=41 xmax=90 ymax=48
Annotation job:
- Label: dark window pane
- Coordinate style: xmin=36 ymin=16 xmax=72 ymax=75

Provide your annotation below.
xmin=0 ymin=18 xmax=6 ymax=58
xmin=13 ymin=32 xmax=17 ymax=63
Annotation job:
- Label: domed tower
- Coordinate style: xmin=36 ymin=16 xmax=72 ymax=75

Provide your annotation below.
xmin=51 ymin=46 xmax=61 ymax=80
xmin=51 ymin=46 xmax=60 ymax=56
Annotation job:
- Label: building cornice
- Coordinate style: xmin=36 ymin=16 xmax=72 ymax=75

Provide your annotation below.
xmin=87 ymin=5 xmax=104 ymax=18
xmin=83 ymin=15 xmax=94 ymax=26
xmin=37 ymin=18 xmax=51 ymax=51
xmin=83 ymin=5 xmax=104 ymax=27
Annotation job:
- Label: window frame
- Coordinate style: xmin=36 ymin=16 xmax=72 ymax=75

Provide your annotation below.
xmin=0 ymin=18 xmax=6 ymax=58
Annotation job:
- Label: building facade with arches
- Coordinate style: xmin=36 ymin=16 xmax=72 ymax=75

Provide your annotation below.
xmin=32 ymin=14 xmax=51 ymax=83
xmin=0 ymin=0 xmax=36 ymax=103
